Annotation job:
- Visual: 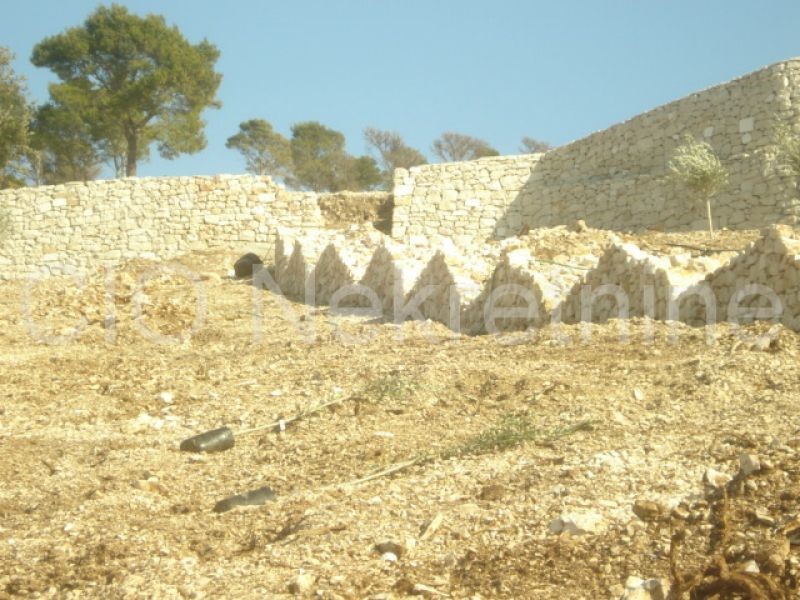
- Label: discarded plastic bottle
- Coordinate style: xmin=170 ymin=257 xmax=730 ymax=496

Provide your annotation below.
xmin=213 ymin=486 xmax=276 ymax=513
xmin=179 ymin=427 xmax=235 ymax=453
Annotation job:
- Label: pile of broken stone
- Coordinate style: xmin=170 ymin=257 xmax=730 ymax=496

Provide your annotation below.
xmin=248 ymin=224 xmax=800 ymax=336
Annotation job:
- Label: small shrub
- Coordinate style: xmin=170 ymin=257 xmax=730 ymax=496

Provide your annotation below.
xmin=440 ymin=412 xmax=594 ymax=460
xmin=361 ymin=372 xmax=419 ymax=404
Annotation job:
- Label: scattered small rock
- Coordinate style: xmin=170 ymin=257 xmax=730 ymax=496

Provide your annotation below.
xmin=739 ymin=453 xmax=761 ymax=477
xmin=287 ymin=571 xmax=315 ymax=595
xmin=751 ymin=507 xmax=776 ymax=527
xmin=703 ymin=467 xmax=730 ymax=489
xmin=782 ymin=518 xmax=800 ymax=545
xmin=611 ymin=410 xmax=632 ymax=427
xmin=741 ymin=560 xmax=760 ymax=574
xmin=670 ymin=505 xmax=690 ymax=521
xmin=750 ymin=335 xmax=774 ymax=352
xmin=549 ymin=511 xmax=605 ymax=535
xmin=374 ymin=541 xmax=404 ymax=559
xmin=620 ymin=575 xmax=670 ymax=600
xmin=748 ymin=328 xmax=781 ymax=352
xmin=129 ymin=412 xmax=167 ymax=432
xmin=133 ymin=477 xmax=167 ymax=495
xmin=632 ymin=498 xmax=665 ymax=522
xmin=573 ymin=219 xmax=588 ymax=233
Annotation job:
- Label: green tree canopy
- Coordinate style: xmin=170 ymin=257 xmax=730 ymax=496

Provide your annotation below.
xmin=290 ymin=121 xmax=348 ymax=192
xmin=289 ymin=121 xmax=380 ymax=192
xmin=431 ymin=132 xmax=499 ymax=162
xmin=0 ymin=47 xmax=31 ymax=187
xmin=29 ymin=102 xmax=103 ymax=184
xmin=345 ymin=155 xmax=382 ymax=191
xmin=226 ymin=119 xmax=294 ymax=182
xmin=364 ymin=127 xmax=427 ymax=188
xmin=31 ymin=3 xmax=222 ymax=177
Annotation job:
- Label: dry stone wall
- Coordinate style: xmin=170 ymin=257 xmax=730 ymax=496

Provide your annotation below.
xmin=558 ymin=242 xmax=729 ymax=324
xmin=679 ymin=226 xmax=800 ymax=330
xmin=0 ymin=175 xmax=327 ymax=279
xmin=268 ymin=225 xmax=800 ymax=336
xmin=2 ymin=55 xmax=800 ymax=326
xmin=392 ymin=154 xmax=542 ymax=243
xmin=392 ymin=58 xmax=800 ymax=243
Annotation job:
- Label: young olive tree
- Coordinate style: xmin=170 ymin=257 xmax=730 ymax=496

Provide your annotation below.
xmin=668 ymin=134 xmax=728 ymax=236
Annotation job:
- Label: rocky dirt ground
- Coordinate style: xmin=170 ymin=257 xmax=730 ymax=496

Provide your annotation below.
xmin=0 ymin=237 xmax=799 ymax=599
xmin=513 ymin=224 xmax=761 ymax=262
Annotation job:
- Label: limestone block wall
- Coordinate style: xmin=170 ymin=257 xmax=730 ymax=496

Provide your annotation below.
xmin=0 ymin=175 xmax=326 ymax=278
xmin=392 ymin=58 xmax=800 ymax=243
xmin=266 ymin=225 xmax=800 ymax=335
xmin=391 ymin=154 xmax=543 ymax=244
xmin=679 ymin=225 xmax=800 ymax=330
xmin=557 ymin=242 xmax=727 ymax=324
xmin=513 ymin=58 xmax=800 ymax=233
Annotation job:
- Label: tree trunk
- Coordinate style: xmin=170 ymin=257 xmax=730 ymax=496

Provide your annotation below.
xmin=706 ymin=197 xmax=715 ymax=237
xmin=126 ymin=134 xmax=138 ymax=177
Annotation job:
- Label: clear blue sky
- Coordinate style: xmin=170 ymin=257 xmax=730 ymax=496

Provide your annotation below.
xmin=2 ymin=1 xmax=799 ymax=178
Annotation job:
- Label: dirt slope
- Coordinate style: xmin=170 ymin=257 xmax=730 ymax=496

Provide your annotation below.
xmin=0 ymin=254 xmax=798 ymax=599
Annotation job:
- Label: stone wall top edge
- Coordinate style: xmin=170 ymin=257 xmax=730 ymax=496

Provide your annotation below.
xmin=0 ymin=173 xmax=281 ymax=197
xmin=407 ymin=153 xmax=542 ymax=173
xmin=317 ymin=190 xmax=392 ymax=198
xmin=546 ymin=56 xmax=800 ymax=157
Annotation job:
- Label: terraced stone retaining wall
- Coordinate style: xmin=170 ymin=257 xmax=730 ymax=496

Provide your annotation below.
xmin=271 ymin=225 xmax=800 ymax=336
xmin=0 ymin=175 xmax=326 ymax=279
xmin=2 ymin=58 xmax=800 ymax=288
xmin=392 ymin=58 xmax=800 ymax=242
